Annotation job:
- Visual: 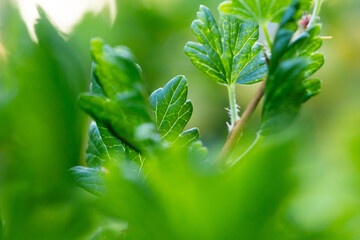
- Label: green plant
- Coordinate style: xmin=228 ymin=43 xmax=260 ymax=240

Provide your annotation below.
xmin=71 ymin=0 xmax=326 ymax=238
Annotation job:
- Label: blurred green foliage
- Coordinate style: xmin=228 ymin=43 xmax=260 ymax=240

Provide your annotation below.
xmin=0 ymin=0 xmax=359 ymax=239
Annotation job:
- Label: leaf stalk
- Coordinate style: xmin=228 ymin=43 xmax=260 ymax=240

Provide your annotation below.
xmin=217 ymin=79 xmax=266 ymax=167
xmin=227 ymin=84 xmax=238 ymax=130
xmin=262 ymin=23 xmax=273 ymax=50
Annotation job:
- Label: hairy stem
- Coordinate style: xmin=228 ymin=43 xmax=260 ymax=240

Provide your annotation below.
xmin=227 ymin=84 xmax=238 ymax=129
xmin=217 ymin=80 xmax=266 ymax=167
xmin=262 ymin=23 xmax=272 ymax=50
xmin=309 ymin=0 xmax=323 ymax=27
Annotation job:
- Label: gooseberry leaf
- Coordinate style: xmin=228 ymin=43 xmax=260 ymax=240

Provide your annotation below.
xmin=70 ymin=166 xmax=106 ymax=196
xmin=84 ymin=62 xmax=143 ymax=167
xmin=74 ymin=40 xmax=206 ymax=196
xmin=79 ymin=38 xmax=161 ymax=154
xmin=219 ymin=0 xmax=312 ymax=24
xmin=150 ymin=75 xmax=199 ymax=147
xmin=261 ymin=0 xmax=324 ymax=136
xmin=85 ymin=121 xmax=143 ymax=167
xmin=184 ymin=5 xmax=267 ymax=86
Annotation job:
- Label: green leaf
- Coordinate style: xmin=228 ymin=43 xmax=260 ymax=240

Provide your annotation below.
xmin=0 ymin=213 xmax=3 ymax=240
xmin=79 ymin=38 xmax=160 ymax=154
xmin=86 ymin=61 xmax=143 ymax=167
xmin=302 ymin=78 xmax=322 ymax=102
xmin=184 ymin=5 xmax=267 ymax=86
xmin=175 ymin=128 xmax=200 ymax=148
xmin=70 ymin=166 xmax=106 ymax=196
xmin=261 ymin=0 xmax=325 ymax=136
xmin=92 ymin=228 xmax=125 ymax=240
xmin=150 ymin=76 xmax=199 ymax=147
xmin=261 ymin=58 xmax=309 ymax=135
xmin=86 ymin=121 xmax=144 ymax=168
xmin=219 ymin=0 xmax=312 ymax=24
xmin=74 ymin=121 xmax=145 ymax=195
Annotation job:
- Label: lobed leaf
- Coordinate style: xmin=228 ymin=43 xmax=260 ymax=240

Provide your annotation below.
xmin=261 ymin=0 xmax=325 ymax=136
xmin=79 ymin=38 xmax=160 ymax=154
xmin=219 ymin=0 xmax=312 ymax=24
xmin=86 ymin=64 xmax=143 ymax=167
xmin=75 ymin=40 xmax=206 ymax=196
xmin=150 ymin=75 xmax=199 ymax=147
xmin=185 ymin=5 xmax=267 ymax=86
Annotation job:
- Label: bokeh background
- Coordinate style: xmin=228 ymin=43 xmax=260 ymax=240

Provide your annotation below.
xmin=0 ymin=0 xmax=359 ymax=239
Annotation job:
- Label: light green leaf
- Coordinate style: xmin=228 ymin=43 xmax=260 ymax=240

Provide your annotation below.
xmin=79 ymin=38 xmax=160 ymax=153
xmin=150 ymin=76 xmax=199 ymax=147
xmin=219 ymin=0 xmax=312 ymax=24
xmin=261 ymin=0 xmax=325 ymax=136
xmin=92 ymin=228 xmax=125 ymax=240
xmin=70 ymin=166 xmax=106 ymax=196
xmin=185 ymin=5 xmax=267 ymax=86
xmin=0 ymin=213 xmax=3 ymax=240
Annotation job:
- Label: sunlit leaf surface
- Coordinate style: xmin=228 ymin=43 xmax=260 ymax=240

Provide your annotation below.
xmin=185 ymin=5 xmax=267 ymax=86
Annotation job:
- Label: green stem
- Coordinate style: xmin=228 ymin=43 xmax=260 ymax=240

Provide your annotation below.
xmin=227 ymin=84 xmax=238 ymax=129
xmin=230 ymin=132 xmax=264 ymax=167
xmin=262 ymin=23 xmax=272 ymax=50
xmin=309 ymin=0 xmax=323 ymax=27
xmin=217 ymin=80 xmax=266 ymax=167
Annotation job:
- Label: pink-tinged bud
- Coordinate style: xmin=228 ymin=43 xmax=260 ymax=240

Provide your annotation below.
xmin=298 ymin=14 xmax=311 ymax=30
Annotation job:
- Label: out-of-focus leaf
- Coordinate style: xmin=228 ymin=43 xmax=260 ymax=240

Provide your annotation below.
xmin=70 ymin=166 xmax=106 ymax=196
xmin=302 ymin=78 xmax=321 ymax=102
xmin=219 ymin=0 xmax=312 ymax=24
xmin=184 ymin=5 xmax=267 ymax=86
xmin=188 ymin=141 xmax=208 ymax=165
xmin=261 ymin=0 xmax=324 ymax=135
xmin=79 ymin=38 xmax=160 ymax=154
xmin=262 ymin=58 xmax=309 ymax=135
xmin=0 ymin=213 xmax=3 ymax=240
xmin=92 ymin=228 xmax=125 ymax=240
xmin=150 ymin=75 xmax=199 ymax=147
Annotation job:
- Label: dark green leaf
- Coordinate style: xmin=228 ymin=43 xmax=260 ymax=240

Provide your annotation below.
xmin=185 ymin=5 xmax=267 ymax=86
xmin=79 ymin=38 xmax=160 ymax=154
xmin=261 ymin=0 xmax=325 ymax=135
xmin=261 ymin=58 xmax=309 ymax=135
xmin=70 ymin=166 xmax=106 ymax=196
xmin=219 ymin=0 xmax=312 ymax=24
xmin=150 ymin=76 xmax=199 ymax=147
xmin=86 ymin=121 xmax=144 ymax=168
xmin=86 ymin=62 xmax=143 ymax=167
